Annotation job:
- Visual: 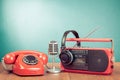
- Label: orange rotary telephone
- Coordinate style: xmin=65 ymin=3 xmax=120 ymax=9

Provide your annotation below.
xmin=2 ymin=50 xmax=48 ymax=75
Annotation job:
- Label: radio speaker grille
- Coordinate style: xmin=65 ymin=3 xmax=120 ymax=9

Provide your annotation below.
xmin=88 ymin=50 xmax=108 ymax=72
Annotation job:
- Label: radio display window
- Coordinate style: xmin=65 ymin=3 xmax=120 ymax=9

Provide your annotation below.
xmin=74 ymin=58 xmax=86 ymax=64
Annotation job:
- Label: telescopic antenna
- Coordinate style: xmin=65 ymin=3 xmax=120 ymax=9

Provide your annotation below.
xmin=73 ymin=26 xmax=101 ymax=47
xmin=84 ymin=26 xmax=101 ymax=38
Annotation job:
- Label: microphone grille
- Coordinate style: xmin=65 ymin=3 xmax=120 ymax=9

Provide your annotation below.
xmin=54 ymin=43 xmax=58 ymax=52
xmin=49 ymin=41 xmax=58 ymax=55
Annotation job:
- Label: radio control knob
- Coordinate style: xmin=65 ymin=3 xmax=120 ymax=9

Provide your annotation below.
xmin=111 ymin=65 xmax=114 ymax=69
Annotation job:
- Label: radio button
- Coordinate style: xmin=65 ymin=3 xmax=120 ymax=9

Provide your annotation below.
xmin=111 ymin=65 xmax=114 ymax=69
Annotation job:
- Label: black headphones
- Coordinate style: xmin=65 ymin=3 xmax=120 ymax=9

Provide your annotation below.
xmin=59 ymin=30 xmax=81 ymax=65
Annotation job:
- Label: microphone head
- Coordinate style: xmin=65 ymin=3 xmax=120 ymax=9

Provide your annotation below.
xmin=48 ymin=41 xmax=58 ymax=55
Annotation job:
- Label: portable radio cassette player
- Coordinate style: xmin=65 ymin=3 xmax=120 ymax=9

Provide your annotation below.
xmin=59 ymin=30 xmax=114 ymax=75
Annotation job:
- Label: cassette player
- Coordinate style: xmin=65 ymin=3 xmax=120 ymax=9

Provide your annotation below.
xmin=59 ymin=30 xmax=114 ymax=75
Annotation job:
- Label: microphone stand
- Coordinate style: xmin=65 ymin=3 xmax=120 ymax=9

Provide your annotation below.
xmin=47 ymin=53 xmax=61 ymax=73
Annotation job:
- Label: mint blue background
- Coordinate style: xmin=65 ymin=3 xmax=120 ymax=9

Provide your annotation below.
xmin=0 ymin=0 xmax=120 ymax=62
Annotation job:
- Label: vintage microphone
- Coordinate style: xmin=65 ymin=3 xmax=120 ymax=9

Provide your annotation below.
xmin=47 ymin=41 xmax=61 ymax=73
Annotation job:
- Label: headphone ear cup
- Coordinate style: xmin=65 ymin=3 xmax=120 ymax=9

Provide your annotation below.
xmin=59 ymin=50 xmax=73 ymax=65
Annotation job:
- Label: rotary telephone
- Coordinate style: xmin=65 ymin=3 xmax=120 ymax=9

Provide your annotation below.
xmin=2 ymin=50 xmax=48 ymax=75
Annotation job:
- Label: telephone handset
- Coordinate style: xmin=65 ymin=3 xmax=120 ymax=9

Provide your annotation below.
xmin=2 ymin=50 xmax=48 ymax=75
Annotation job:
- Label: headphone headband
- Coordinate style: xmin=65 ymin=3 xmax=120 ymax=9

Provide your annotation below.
xmin=61 ymin=30 xmax=81 ymax=50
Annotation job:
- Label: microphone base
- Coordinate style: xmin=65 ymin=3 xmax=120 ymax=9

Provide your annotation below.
xmin=47 ymin=67 xmax=61 ymax=74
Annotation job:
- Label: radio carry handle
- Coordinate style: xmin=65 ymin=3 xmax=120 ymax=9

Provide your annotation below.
xmin=66 ymin=38 xmax=114 ymax=51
